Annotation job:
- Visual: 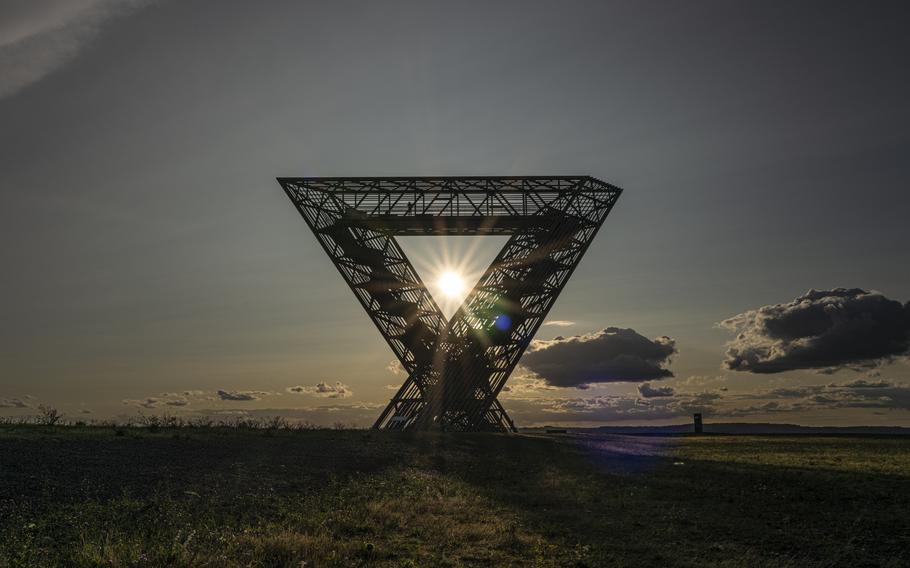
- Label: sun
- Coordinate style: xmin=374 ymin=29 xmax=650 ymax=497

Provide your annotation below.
xmin=436 ymin=270 xmax=465 ymax=298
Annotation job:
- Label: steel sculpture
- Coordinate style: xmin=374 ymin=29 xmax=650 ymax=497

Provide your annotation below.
xmin=278 ymin=176 xmax=622 ymax=432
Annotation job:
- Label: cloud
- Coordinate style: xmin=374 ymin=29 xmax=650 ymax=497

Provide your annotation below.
xmin=208 ymin=410 xmax=248 ymax=416
xmin=679 ymin=375 xmax=729 ymax=391
xmin=0 ymin=397 xmax=29 ymax=408
xmin=638 ymin=383 xmax=675 ymax=398
xmin=499 ymin=369 xmax=559 ymax=397
xmin=720 ymin=288 xmax=910 ymax=374
xmin=286 ymin=382 xmax=352 ymax=399
xmin=121 ymin=390 xmax=278 ymax=409
xmin=543 ymin=320 xmax=575 ymax=327
xmin=838 ymin=379 xmax=892 ymax=389
xmin=506 ymin=376 xmax=910 ymax=425
xmin=507 ymin=389 xmax=722 ymax=423
xmin=345 ymin=401 xmax=383 ymax=410
xmin=722 ymin=378 xmax=910 ymax=415
xmin=503 ymin=378 xmax=555 ymax=395
xmin=725 ymin=401 xmax=803 ymax=416
xmin=0 ymin=0 xmax=153 ymax=99
xmin=501 ymin=371 xmax=910 ymax=426
xmin=520 ymin=327 xmax=677 ymax=388
xmin=159 ymin=392 xmax=197 ymax=404
xmin=123 ymin=397 xmax=162 ymax=409
xmin=765 ymin=385 xmax=826 ymax=399
xmin=123 ymin=396 xmax=189 ymax=409
xmin=216 ymin=390 xmax=275 ymax=401
xmin=386 ymin=360 xmax=404 ymax=375
xmin=121 ymin=390 xmax=213 ymax=409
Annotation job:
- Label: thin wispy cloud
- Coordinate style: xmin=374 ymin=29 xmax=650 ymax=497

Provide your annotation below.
xmin=0 ymin=0 xmax=152 ymax=99
xmin=121 ymin=390 xmax=214 ymax=409
xmin=123 ymin=396 xmax=189 ymax=409
xmin=505 ymin=391 xmax=722 ymax=424
xmin=0 ymin=397 xmax=30 ymax=408
xmin=504 ymin=376 xmax=910 ymax=426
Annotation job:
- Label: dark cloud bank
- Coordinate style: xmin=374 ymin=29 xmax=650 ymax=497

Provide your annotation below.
xmin=721 ymin=288 xmax=910 ymax=374
xmin=216 ymin=390 xmax=271 ymax=402
xmin=521 ymin=327 xmax=676 ymax=389
xmin=638 ymin=383 xmax=675 ymax=398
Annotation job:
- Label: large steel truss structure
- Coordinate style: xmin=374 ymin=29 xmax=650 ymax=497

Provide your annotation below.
xmin=279 ymin=176 xmax=622 ymax=432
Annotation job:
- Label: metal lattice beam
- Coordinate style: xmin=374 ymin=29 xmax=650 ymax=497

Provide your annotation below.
xmin=279 ymin=176 xmax=622 ymax=432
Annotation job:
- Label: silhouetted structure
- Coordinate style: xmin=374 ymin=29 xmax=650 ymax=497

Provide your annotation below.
xmin=279 ymin=176 xmax=622 ymax=431
xmin=694 ymin=413 xmax=704 ymax=434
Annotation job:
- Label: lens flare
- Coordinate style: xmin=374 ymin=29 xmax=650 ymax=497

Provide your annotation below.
xmin=437 ymin=271 xmax=465 ymax=298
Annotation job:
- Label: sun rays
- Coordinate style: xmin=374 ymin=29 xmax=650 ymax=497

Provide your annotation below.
xmin=397 ymin=235 xmax=509 ymax=319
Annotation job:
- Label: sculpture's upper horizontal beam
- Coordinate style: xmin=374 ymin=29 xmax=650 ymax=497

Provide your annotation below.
xmin=278 ymin=176 xmax=622 ymax=234
xmin=277 ymin=176 xmax=620 ymax=196
xmin=278 ymin=175 xmax=613 ymax=186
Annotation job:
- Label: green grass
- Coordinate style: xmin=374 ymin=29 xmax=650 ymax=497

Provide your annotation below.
xmin=0 ymin=426 xmax=908 ymax=567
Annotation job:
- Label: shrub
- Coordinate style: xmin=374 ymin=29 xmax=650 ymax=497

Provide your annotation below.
xmin=37 ymin=405 xmax=62 ymax=426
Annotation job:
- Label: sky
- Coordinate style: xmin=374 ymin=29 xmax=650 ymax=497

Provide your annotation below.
xmin=1 ymin=0 xmax=909 ymax=427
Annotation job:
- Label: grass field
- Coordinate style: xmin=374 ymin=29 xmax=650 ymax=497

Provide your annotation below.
xmin=1 ymin=426 xmax=908 ymax=567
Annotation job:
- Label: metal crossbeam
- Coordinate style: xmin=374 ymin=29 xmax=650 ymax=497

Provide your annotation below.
xmin=279 ymin=176 xmax=622 ymax=432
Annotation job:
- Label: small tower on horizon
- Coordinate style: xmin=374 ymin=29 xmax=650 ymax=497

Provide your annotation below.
xmin=693 ymin=413 xmax=703 ymax=434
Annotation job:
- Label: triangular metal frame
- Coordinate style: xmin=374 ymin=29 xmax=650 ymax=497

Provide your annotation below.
xmin=278 ymin=177 xmax=622 ymax=432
